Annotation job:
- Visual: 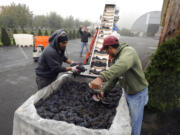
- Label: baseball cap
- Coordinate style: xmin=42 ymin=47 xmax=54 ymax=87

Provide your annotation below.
xmin=101 ymin=35 xmax=119 ymax=51
xmin=58 ymin=33 xmax=68 ymax=43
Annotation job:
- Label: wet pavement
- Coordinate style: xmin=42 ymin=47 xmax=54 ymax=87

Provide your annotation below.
xmin=0 ymin=36 xmax=158 ymax=135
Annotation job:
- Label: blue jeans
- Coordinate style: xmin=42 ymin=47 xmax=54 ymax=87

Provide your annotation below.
xmin=80 ymin=42 xmax=88 ymax=56
xmin=125 ymin=87 xmax=148 ymax=135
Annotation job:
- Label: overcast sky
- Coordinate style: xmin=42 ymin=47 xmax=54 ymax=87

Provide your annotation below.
xmin=0 ymin=0 xmax=164 ymax=29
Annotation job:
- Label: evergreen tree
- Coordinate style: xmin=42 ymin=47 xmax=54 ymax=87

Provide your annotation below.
xmin=1 ymin=27 xmax=11 ymax=46
xmin=22 ymin=28 xmax=27 ymax=33
xmin=50 ymin=30 xmax=54 ymax=35
xmin=12 ymin=29 xmax=17 ymax=45
xmin=72 ymin=29 xmax=76 ymax=39
xmin=68 ymin=30 xmax=72 ymax=40
xmin=38 ymin=29 xmax=42 ymax=36
xmin=145 ymin=35 xmax=180 ymax=112
xmin=12 ymin=38 xmax=16 ymax=45
xmin=44 ymin=30 xmax=49 ymax=36
xmin=30 ymin=31 xmax=34 ymax=35
xmin=77 ymin=30 xmax=81 ymax=38
xmin=13 ymin=28 xmax=17 ymax=34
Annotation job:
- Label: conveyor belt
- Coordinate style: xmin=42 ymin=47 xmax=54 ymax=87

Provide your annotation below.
xmin=87 ymin=4 xmax=116 ymax=77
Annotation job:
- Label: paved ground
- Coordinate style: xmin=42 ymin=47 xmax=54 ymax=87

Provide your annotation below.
xmin=0 ymin=36 xmax=158 ymax=135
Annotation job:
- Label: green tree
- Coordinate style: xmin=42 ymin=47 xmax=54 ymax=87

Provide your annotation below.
xmin=1 ymin=27 xmax=11 ymax=46
xmin=38 ymin=29 xmax=42 ymax=36
xmin=47 ymin=12 xmax=63 ymax=30
xmin=76 ymin=30 xmax=80 ymax=38
xmin=74 ymin=19 xmax=81 ymax=28
xmin=77 ymin=29 xmax=81 ymax=38
xmin=44 ymin=30 xmax=49 ymax=36
xmin=12 ymin=28 xmax=17 ymax=45
xmin=145 ymin=35 xmax=180 ymax=112
xmin=22 ymin=28 xmax=27 ymax=33
xmin=63 ymin=16 xmax=75 ymax=30
xmin=30 ymin=31 xmax=34 ymax=35
xmin=0 ymin=3 xmax=32 ymax=29
xmin=13 ymin=28 xmax=17 ymax=34
xmin=0 ymin=3 xmax=94 ymax=33
xmin=63 ymin=17 xmax=91 ymax=31
xmin=12 ymin=37 xmax=16 ymax=45
xmin=33 ymin=15 xmax=48 ymax=29
xmin=72 ymin=29 xmax=76 ymax=39
xmin=82 ymin=20 xmax=91 ymax=27
xmin=68 ymin=31 xmax=73 ymax=39
xmin=50 ymin=30 xmax=54 ymax=35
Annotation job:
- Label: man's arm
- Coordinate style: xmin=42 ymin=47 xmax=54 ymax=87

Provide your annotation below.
xmin=89 ymin=76 xmax=118 ymax=92
xmin=99 ymin=47 xmax=136 ymax=82
xmin=79 ymin=27 xmax=83 ymax=35
xmin=65 ymin=59 xmax=72 ymax=65
xmin=65 ymin=67 xmax=73 ymax=71
xmin=99 ymin=78 xmax=119 ymax=92
xmin=45 ymin=53 xmax=75 ymax=72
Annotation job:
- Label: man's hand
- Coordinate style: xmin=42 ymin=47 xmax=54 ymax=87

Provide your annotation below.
xmin=71 ymin=65 xmax=86 ymax=78
xmin=92 ymin=92 xmax=104 ymax=102
xmin=89 ymin=77 xmax=103 ymax=90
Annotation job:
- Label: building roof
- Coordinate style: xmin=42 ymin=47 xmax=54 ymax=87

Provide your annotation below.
xmin=131 ymin=11 xmax=161 ymax=33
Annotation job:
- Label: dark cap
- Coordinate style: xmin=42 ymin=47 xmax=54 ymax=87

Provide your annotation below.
xmin=58 ymin=34 xmax=68 ymax=43
xmin=101 ymin=35 xmax=119 ymax=51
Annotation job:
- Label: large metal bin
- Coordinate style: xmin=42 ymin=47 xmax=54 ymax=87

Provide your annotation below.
xmin=13 ymin=74 xmax=131 ymax=135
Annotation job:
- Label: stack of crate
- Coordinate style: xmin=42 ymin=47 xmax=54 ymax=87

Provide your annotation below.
xmin=88 ymin=4 xmax=116 ymax=76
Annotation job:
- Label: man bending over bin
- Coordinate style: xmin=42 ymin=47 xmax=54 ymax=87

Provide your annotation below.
xmin=35 ymin=29 xmax=82 ymax=90
xmin=89 ymin=35 xmax=149 ymax=135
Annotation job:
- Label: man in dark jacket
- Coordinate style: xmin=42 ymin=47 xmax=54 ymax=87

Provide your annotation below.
xmin=35 ymin=29 xmax=78 ymax=90
xmin=79 ymin=25 xmax=91 ymax=57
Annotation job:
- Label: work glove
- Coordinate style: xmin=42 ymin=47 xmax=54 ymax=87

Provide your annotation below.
xmin=71 ymin=65 xmax=87 ymax=78
xmin=71 ymin=65 xmax=86 ymax=73
xmin=71 ymin=65 xmax=81 ymax=78
xmin=71 ymin=65 xmax=79 ymax=73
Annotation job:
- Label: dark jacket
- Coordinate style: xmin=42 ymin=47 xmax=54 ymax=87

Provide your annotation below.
xmin=79 ymin=28 xmax=91 ymax=42
xmin=35 ymin=29 xmax=68 ymax=79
